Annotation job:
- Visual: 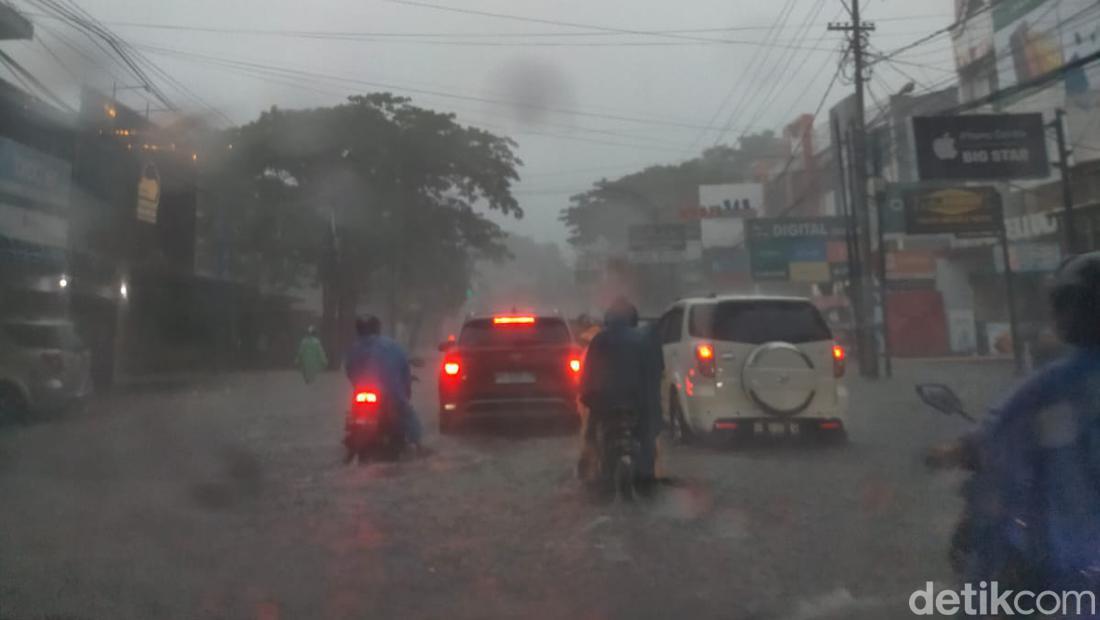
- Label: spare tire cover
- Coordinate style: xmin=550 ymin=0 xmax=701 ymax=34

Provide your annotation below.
xmin=741 ymin=342 xmax=817 ymax=416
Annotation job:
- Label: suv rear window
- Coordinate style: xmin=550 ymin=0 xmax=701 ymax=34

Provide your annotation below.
xmin=459 ymin=318 xmax=571 ymax=347
xmin=3 ymin=323 xmax=85 ymax=350
xmin=689 ymin=301 xmax=831 ymax=344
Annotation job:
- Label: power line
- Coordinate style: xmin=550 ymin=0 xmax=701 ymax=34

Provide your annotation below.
xmin=688 ymin=0 xmax=799 ymax=149
xmin=132 ymin=41 xmax=767 ymax=134
xmin=134 ymin=44 xmax=701 ymax=153
xmin=733 ymin=0 xmax=836 ymax=146
xmin=0 ymin=48 xmax=74 ymax=111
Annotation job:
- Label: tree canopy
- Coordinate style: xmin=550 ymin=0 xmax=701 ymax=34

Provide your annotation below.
xmin=200 ymin=93 xmax=523 ymax=352
xmin=559 ymin=134 xmax=786 ymax=247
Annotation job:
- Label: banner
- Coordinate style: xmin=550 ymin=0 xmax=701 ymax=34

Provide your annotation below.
xmin=904 ymin=186 xmax=1003 ymax=235
xmin=912 ymin=114 xmax=1050 ymax=181
xmin=746 ymin=217 xmax=848 ymax=283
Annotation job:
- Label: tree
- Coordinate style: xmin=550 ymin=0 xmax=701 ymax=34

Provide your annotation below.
xmin=203 ymin=94 xmax=522 ymax=360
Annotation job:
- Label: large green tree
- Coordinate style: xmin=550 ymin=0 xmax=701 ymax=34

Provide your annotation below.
xmin=202 ymin=93 xmax=522 ymax=359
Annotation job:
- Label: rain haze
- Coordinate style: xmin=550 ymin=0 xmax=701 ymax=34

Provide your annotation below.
xmin=7 ymin=0 xmax=954 ymax=242
xmin=8 ymin=1 xmax=1100 ymax=619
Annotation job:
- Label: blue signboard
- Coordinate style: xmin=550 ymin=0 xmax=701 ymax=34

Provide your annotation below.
xmin=0 ymin=137 xmax=72 ymax=210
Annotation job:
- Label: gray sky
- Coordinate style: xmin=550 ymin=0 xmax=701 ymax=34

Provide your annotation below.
xmin=8 ymin=0 xmax=955 ymax=244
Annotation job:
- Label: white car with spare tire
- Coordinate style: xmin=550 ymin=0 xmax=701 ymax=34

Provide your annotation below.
xmin=655 ymin=295 xmax=849 ymax=442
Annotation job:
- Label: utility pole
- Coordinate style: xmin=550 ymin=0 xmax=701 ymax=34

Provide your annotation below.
xmin=829 ymin=0 xmax=878 ymax=378
xmin=1051 ymin=109 xmax=1077 ymax=255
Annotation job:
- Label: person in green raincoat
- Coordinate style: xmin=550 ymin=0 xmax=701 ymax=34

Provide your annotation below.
xmin=296 ymin=326 xmax=328 ymax=384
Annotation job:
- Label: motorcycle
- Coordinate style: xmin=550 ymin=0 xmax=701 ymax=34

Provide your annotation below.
xmin=590 ymin=406 xmax=641 ymax=501
xmin=916 ymin=383 xmax=979 ymax=576
xmin=344 ymin=387 xmax=405 ymax=465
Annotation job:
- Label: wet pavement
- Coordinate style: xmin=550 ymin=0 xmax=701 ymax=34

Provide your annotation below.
xmin=0 ymin=360 xmax=1015 ymax=619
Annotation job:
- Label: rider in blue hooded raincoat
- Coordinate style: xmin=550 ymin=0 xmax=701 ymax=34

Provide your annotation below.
xmin=579 ymin=297 xmax=664 ymax=486
xmin=345 ymin=315 xmax=423 ymax=448
xmin=950 ymin=252 xmax=1100 ymax=606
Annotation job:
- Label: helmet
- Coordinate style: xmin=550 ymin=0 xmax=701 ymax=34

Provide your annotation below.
xmin=604 ymin=296 xmax=639 ymax=328
xmin=1050 ymin=251 xmax=1100 ymax=347
xmin=355 ymin=315 xmax=382 ymax=337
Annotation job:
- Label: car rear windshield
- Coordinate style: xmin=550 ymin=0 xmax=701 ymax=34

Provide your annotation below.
xmin=3 ymin=324 xmax=85 ymax=351
xmin=689 ymin=301 xmax=832 ymax=344
xmin=459 ymin=318 xmax=571 ymax=347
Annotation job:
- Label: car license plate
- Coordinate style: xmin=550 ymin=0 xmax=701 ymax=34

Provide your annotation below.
xmin=767 ymin=422 xmax=787 ymax=436
xmin=495 ymin=371 xmax=535 ymax=384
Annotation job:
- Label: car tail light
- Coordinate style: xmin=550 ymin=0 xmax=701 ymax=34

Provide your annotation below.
xmin=819 ymin=420 xmax=842 ymax=431
xmin=41 ymin=352 xmax=64 ymax=374
xmin=567 ymin=354 xmax=582 ymax=380
xmin=493 ymin=315 xmax=536 ymax=325
xmin=714 ymin=421 xmax=739 ymax=431
xmin=695 ymin=343 xmax=716 ymax=378
xmin=354 ymin=391 xmax=379 ymax=404
xmin=442 ymin=353 xmax=461 ymax=377
xmin=832 ymin=344 xmax=846 ymax=378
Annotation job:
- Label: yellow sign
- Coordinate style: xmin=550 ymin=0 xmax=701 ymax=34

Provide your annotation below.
xmin=136 ymin=162 xmax=161 ymax=224
xmin=789 ymin=261 xmax=831 ymax=283
xmin=922 ymin=189 xmax=986 ymax=217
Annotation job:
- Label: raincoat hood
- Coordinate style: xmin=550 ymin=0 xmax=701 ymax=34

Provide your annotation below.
xmin=603 ymin=299 xmax=639 ymax=329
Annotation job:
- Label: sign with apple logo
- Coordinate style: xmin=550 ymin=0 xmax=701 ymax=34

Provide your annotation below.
xmin=912 ymin=113 xmax=1050 ymax=181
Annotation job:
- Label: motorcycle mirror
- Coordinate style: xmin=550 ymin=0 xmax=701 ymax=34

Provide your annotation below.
xmin=915 ymin=384 xmax=967 ymax=418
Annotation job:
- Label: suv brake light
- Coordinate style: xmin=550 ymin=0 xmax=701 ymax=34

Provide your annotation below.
xmin=443 ymin=360 xmax=461 ymax=376
xmin=695 ymin=343 xmax=716 ymax=378
xmin=832 ymin=344 xmax=846 ymax=378
xmin=493 ymin=316 xmax=535 ymax=325
xmin=354 ymin=391 xmax=379 ymax=404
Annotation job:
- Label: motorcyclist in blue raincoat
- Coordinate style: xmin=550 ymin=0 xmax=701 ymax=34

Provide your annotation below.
xmin=938 ymin=251 xmax=1100 ymax=604
xmin=345 ymin=315 xmax=423 ymax=449
xmin=578 ymin=297 xmax=664 ymax=491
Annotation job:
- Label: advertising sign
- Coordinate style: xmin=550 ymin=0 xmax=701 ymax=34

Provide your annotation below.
xmin=913 ymin=114 xmax=1050 ymax=181
xmin=683 ymin=184 xmax=762 ymax=220
xmin=628 ymin=223 xmax=686 ymax=252
xmin=904 ymin=186 xmax=1002 ymax=235
xmin=953 ymin=0 xmax=995 ymax=71
xmin=993 ymin=241 xmax=1063 ymax=272
xmin=886 ymin=250 xmax=938 ymax=280
xmin=136 ymin=162 xmax=161 ymax=224
xmin=993 ymin=0 xmax=1064 ymax=88
xmin=747 ymin=217 xmax=848 ymax=283
xmin=948 ymin=309 xmax=978 ymax=355
xmin=0 ymin=136 xmax=72 ymax=210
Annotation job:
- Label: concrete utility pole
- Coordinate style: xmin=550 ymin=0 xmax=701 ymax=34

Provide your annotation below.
xmin=1051 ymin=109 xmax=1077 ymax=255
xmin=829 ymin=0 xmax=878 ymax=378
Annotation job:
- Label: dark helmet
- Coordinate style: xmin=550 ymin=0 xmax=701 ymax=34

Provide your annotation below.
xmin=1050 ymin=251 xmax=1100 ymax=347
xmin=604 ymin=296 xmax=639 ymax=328
xmin=355 ymin=315 xmax=382 ymax=337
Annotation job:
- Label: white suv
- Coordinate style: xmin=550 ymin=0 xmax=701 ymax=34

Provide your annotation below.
xmin=655 ymin=295 xmax=849 ymax=442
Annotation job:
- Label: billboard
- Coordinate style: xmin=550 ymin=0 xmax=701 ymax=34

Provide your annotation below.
xmin=904 ymin=186 xmax=1003 ymax=235
xmin=993 ymin=0 xmax=1065 ymax=88
xmin=746 ymin=217 xmax=848 ymax=283
xmin=912 ymin=114 xmax=1050 ymax=181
